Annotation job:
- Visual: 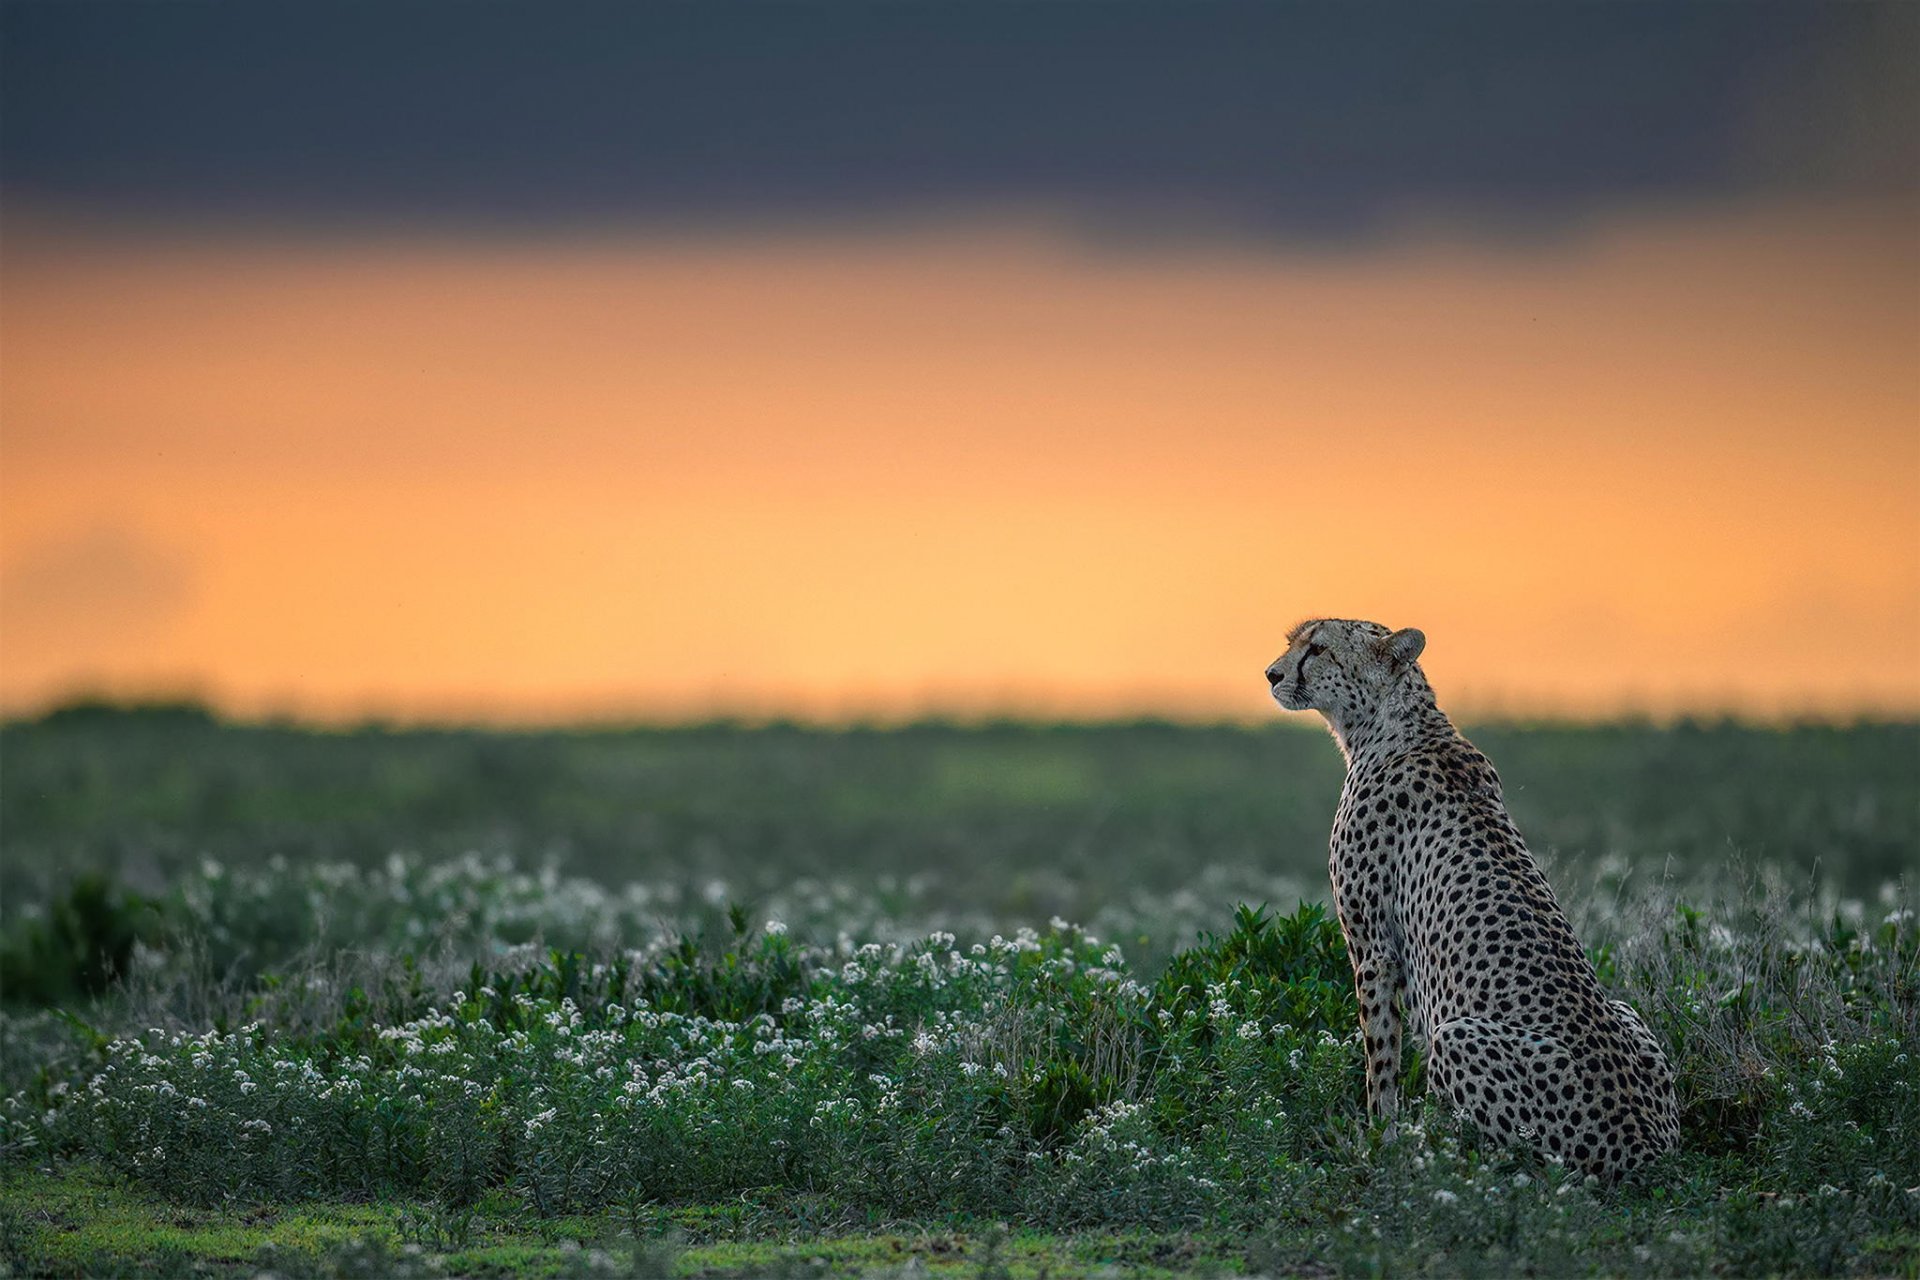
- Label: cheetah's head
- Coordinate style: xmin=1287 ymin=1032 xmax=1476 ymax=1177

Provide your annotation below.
xmin=1264 ymin=618 xmax=1426 ymax=721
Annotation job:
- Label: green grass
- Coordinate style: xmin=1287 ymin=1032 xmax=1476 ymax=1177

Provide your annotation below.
xmin=1 ymin=713 xmax=1916 ymax=1277
xmin=4 ymin=1165 xmax=1248 ymax=1277
xmin=11 ymin=1161 xmax=1915 ymax=1279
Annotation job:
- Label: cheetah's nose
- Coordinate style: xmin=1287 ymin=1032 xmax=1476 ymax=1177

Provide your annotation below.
xmin=1265 ymin=666 xmax=1284 ymax=686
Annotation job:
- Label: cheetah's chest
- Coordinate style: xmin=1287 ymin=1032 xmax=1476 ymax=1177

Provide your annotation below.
xmin=1333 ymin=756 xmax=1587 ymax=1033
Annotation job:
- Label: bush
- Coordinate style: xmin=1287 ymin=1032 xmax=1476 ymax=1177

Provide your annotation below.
xmin=0 ymin=874 xmax=160 ymax=1007
xmin=2 ymin=860 xmax=1915 ymax=1272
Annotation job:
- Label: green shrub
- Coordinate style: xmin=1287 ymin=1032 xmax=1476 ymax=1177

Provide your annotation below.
xmin=0 ymin=874 xmax=160 ymax=1007
xmin=1152 ymin=901 xmax=1355 ymax=1038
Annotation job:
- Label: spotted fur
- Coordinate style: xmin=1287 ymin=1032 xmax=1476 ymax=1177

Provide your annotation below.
xmin=1265 ymin=619 xmax=1678 ymax=1177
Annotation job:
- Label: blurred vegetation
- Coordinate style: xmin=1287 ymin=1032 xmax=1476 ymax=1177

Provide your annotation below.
xmin=4 ymin=707 xmax=1914 ymax=922
xmin=0 ymin=873 xmax=161 ymax=1007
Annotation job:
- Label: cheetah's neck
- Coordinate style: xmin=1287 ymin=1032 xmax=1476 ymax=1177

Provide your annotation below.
xmin=1327 ymin=674 xmax=1456 ymax=770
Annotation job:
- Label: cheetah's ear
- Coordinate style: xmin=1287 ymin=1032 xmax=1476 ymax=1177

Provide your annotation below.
xmin=1383 ymin=628 xmax=1426 ymax=670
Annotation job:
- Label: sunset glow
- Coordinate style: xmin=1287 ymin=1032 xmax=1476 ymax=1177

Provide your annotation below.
xmin=3 ymin=203 xmax=1916 ymax=721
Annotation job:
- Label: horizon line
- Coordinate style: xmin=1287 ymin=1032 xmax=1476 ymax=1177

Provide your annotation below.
xmin=6 ymin=692 xmax=1915 ymax=735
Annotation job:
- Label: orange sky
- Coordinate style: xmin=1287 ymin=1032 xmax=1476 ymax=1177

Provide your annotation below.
xmin=2 ymin=202 xmax=1916 ymax=721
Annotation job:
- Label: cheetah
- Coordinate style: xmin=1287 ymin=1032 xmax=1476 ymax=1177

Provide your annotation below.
xmin=1265 ymin=619 xmax=1678 ymax=1178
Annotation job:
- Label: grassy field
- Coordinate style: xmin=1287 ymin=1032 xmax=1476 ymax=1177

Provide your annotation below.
xmin=1 ymin=712 xmax=1916 ymax=1277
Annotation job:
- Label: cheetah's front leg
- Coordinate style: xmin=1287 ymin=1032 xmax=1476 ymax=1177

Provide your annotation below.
xmin=1352 ymin=951 xmax=1404 ymax=1121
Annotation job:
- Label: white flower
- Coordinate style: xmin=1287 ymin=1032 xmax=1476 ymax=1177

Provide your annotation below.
xmin=1432 ymin=1189 xmax=1459 ymax=1205
xmin=765 ymin=920 xmax=788 ymax=937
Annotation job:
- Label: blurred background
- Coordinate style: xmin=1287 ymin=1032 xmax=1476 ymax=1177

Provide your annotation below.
xmin=4 ymin=2 xmax=1916 ymax=725
xmin=1 ymin=4 xmax=1916 ymax=962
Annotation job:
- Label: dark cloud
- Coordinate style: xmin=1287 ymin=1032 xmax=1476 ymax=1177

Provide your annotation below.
xmin=2 ymin=3 xmax=1914 ymax=243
